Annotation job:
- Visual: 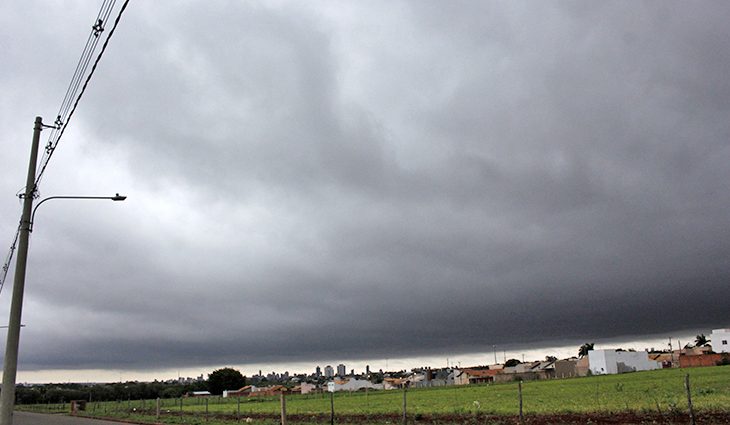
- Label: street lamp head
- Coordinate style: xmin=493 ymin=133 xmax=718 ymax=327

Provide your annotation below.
xmin=111 ymin=193 xmax=127 ymax=201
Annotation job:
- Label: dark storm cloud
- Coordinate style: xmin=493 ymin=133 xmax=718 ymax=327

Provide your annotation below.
xmin=2 ymin=1 xmax=730 ymax=373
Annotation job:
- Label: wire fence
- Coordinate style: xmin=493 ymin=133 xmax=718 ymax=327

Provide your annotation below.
xmin=17 ymin=371 xmax=730 ymax=424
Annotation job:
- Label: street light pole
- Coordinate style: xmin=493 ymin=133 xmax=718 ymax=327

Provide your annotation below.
xmin=0 ymin=118 xmax=127 ymax=425
xmin=0 ymin=117 xmax=42 ymax=425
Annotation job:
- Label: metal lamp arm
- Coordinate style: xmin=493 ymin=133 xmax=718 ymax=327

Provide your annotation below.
xmin=29 ymin=194 xmax=127 ymax=232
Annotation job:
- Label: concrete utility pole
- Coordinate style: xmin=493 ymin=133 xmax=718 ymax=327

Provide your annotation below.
xmin=0 ymin=117 xmax=42 ymax=425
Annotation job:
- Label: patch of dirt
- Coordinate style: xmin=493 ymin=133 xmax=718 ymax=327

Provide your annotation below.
xmin=106 ymin=409 xmax=730 ymax=424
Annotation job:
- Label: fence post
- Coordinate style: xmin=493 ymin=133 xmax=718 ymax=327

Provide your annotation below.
xmin=205 ymin=397 xmax=209 ymax=422
xmin=402 ymin=386 xmax=407 ymax=425
xmin=365 ymin=387 xmax=369 ymax=422
xmin=330 ymin=391 xmax=334 ymax=425
xmin=156 ymin=397 xmax=160 ymax=420
xmin=237 ymin=396 xmax=241 ymax=421
xmin=518 ymin=380 xmax=524 ymax=425
xmin=280 ymin=392 xmax=287 ymax=425
xmin=685 ymin=374 xmax=696 ymax=425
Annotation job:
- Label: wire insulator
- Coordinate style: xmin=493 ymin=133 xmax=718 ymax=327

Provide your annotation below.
xmin=93 ymin=19 xmax=104 ymax=37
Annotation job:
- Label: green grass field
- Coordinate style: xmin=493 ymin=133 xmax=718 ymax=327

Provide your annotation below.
xmin=20 ymin=365 xmax=730 ymax=423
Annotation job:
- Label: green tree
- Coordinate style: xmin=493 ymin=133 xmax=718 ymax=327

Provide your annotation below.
xmin=208 ymin=367 xmax=246 ymax=395
xmin=504 ymin=358 xmax=521 ymax=367
xmin=578 ymin=342 xmax=594 ymax=358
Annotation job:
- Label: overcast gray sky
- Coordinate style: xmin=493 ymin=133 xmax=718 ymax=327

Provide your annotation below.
xmin=1 ymin=1 xmax=729 ymax=382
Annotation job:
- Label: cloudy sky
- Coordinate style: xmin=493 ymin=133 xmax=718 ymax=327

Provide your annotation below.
xmin=1 ymin=1 xmax=729 ymax=382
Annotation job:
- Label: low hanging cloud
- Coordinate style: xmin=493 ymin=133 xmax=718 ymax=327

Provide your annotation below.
xmin=1 ymin=1 xmax=729 ymax=373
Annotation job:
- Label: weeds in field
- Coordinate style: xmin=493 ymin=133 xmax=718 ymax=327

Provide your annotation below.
xmin=17 ymin=366 xmax=730 ymax=423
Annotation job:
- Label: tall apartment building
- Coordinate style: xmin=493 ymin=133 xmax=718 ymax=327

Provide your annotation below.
xmin=324 ymin=365 xmax=334 ymax=378
xmin=337 ymin=364 xmax=346 ymax=377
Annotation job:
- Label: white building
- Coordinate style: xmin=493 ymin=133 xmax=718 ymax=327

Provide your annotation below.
xmin=327 ymin=378 xmax=382 ymax=392
xmin=298 ymin=382 xmax=317 ymax=395
xmin=712 ymin=329 xmax=730 ymax=353
xmin=588 ymin=349 xmax=660 ymax=375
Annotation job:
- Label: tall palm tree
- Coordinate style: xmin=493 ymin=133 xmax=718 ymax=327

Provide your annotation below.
xmin=695 ymin=334 xmax=710 ymax=347
xmin=578 ymin=342 xmax=595 ymax=358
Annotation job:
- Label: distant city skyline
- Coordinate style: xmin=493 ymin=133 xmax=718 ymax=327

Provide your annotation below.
xmin=13 ymin=330 xmax=705 ymax=384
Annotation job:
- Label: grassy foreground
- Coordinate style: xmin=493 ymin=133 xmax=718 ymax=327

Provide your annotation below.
xmin=19 ymin=365 xmax=730 ymax=423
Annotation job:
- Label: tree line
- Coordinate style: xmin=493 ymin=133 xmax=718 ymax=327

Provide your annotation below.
xmin=14 ymin=380 xmax=206 ymax=405
xmin=14 ymin=367 xmax=246 ymax=405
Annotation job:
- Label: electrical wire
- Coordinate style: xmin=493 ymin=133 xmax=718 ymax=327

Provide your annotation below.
xmin=36 ymin=0 xmax=121 ymax=189
xmin=0 ymin=0 xmax=131 ymax=294
xmin=0 ymin=225 xmax=21 ymax=294
xmin=39 ymin=0 xmax=114 ymax=176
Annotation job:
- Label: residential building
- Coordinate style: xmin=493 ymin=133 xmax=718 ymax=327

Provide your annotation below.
xmin=648 ymin=353 xmax=674 ymax=368
xmin=575 ymin=356 xmax=590 ymax=376
xmin=337 ymin=364 xmax=346 ymax=377
xmin=293 ymin=382 xmax=317 ymax=394
xmin=493 ymin=361 xmax=555 ymax=383
xmin=411 ymin=368 xmax=454 ymax=388
xmin=554 ymin=359 xmax=579 ymax=378
xmin=382 ymin=377 xmax=407 ymax=390
xmin=223 ymin=386 xmax=255 ymax=398
xmin=588 ymin=349 xmax=660 ymax=375
xmin=712 ymin=329 xmax=730 ymax=353
xmin=454 ymin=368 xmax=499 ymax=384
xmin=187 ymin=391 xmax=211 ymax=397
xmin=249 ymin=385 xmax=287 ymax=397
xmin=327 ymin=378 xmax=382 ymax=392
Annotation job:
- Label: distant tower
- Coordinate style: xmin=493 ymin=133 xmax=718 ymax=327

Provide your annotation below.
xmin=315 ymin=366 xmax=322 ymax=377
xmin=324 ymin=365 xmax=334 ymax=378
xmin=366 ymin=365 xmax=370 ymax=375
xmin=337 ymin=364 xmax=346 ymax=377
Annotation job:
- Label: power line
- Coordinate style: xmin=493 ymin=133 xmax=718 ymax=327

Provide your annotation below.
xmin=0 ymin=225 xmax=21 ymax=295
xmin=38 ymin=0 xmax=115 ymax=177
xmin=42 ymin=0 xmax=117 ymax=156
xmin=0 ymin=0 xmax=132 ymax=294
xmin=57 ymin=1 xmax=116 ymax=124
xmin=36 ymin=0 xmax=128 ymax=189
